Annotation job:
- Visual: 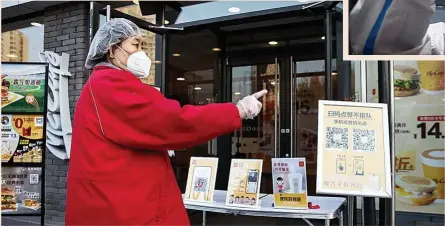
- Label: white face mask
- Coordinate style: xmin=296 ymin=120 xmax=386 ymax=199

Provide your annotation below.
xmin=115 ymin=45 xmax=151 ymax=78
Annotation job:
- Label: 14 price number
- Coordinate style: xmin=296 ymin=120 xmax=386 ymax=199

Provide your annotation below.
xmin=414 ymin=122 xmax=445 ymax=139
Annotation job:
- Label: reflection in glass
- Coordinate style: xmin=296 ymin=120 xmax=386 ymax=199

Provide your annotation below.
xmin=231 ymin=63 xmax=278 ymax=194
xmin=166 ymin=31 xmax=218 ymax=193
xmin=2 ymin=26 xmax=43 ymax=62
xmin=101 ymin=5 xmax=158 ymax=85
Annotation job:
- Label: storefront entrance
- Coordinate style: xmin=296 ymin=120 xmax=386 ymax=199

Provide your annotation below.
xmin=91 ymin=1 xmax=343 ymax=195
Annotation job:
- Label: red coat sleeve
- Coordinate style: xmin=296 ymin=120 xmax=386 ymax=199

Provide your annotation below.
xmin=89 ymin=69 xmax=242 ymax=151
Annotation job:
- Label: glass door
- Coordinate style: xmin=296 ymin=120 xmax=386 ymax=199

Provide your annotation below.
xmin=230 ymin=59 xmax=280 ymax=194
xmin=292 ymin=59 xmax=338 ymax=194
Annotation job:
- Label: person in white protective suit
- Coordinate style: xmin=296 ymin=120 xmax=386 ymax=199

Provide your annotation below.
xmin=350 ymin=0 xmax=445 ymax=55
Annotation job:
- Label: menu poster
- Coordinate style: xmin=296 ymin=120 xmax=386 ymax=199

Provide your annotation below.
xmin=1 ymin=167 xmax=42 ymax=214
xmin=316 ymin=100 xmax=392 ymax=198
xmin=1 ymin=64 xmax=47 ymax=113
xmin=226 ymin=159 xmax=263 ymax=208
xmin=1 ymin=115 xmax=44 ymax=163
xmin=272 ymin=158 xmax=308 ymax=209
xmin=184 ymin=157 xmax=218 ymax=203
xmin=393 ymin=61 xmax=445 ymax=215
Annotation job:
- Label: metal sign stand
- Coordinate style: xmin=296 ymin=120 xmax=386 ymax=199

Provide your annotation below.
xmin=1 ymin=62 xmax=49 ymax=226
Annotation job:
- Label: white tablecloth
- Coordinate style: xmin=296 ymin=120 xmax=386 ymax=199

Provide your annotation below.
xmin=183 ymin=190 xmax=346 ymax=220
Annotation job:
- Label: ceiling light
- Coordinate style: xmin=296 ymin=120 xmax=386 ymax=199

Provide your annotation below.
xmin=154 ymin=60 xmax=162 ymax=64
xmin=31 ymin=22 xmax=42 ymax=27
xmin=271 ymin=82 xmax=276 ymax=85
xmin=228 ymin=7 xmax=240 ymax=13
xmin=6 ymin=54 xmax=17 ymax=58
xmin=177 ymin=77 xmax=185 ymax=81
xmin=212 ymin=48 xmax=221 ymax=52
xmin=234 ymin=92 xmax=241 ymax=95
xmin=164 ymin=20 xmax=170 ymax=25
xmin=269 ymin=41 xmax=278 ymax=45
xmin=321 ymin=36 xmax=326 ymax=40
xmin=332 ymin=72 xmax=338 ymax=76
xmin=173 ymin=53 xmax=180 ymax=57
xmin=194 ymin=87 xmax=202 ymax=90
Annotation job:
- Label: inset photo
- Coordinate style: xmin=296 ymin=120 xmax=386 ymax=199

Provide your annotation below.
xmin=345 ymin=0 xmax=445 ymax=60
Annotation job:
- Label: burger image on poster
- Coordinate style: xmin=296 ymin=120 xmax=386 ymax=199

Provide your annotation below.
xmin=395 ymin=174 xmax=437 ymax=206
xmin=287 ymin=164 xmax=305 ymax=194
xmin=393 ymin=63 xmax=421 ymax=97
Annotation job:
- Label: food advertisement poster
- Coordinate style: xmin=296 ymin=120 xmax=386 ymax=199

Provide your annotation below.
xmin=184 ymin=157 xmax=218 ymax=203
xmin=226 ymin=159 xmax=263 ymax=208
xmin=272 ymin=158 xmax=308 ymax=209
xmin=316 ymin=100 xmax=392 ymax=198
xmin=1 ymin=167 xmax=42 ymax=214
xmin=393 ymin=61 xmax=445 ymax=215
xmin=1 ymin=64 xmax=47 ymax=113
xmin=1 ymin=115 xmax=44 ymax=163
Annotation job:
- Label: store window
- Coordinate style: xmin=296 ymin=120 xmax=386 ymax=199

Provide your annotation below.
xmin=103 ymin=4 xmax=159 ymax=85
xmin=393 ymin=61 xmax=445 ymax=217
xmin=166 ymin=30 xmax=219 ymax=192
xmin=2 ymin=23 xmax=44 ymax=62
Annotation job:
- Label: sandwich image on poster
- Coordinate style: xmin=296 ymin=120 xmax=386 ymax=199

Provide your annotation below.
xmin=395 ymin=174 xmax=438 ymax=206
xmin=1 ymin=64 xmax=47 ymax=113
xmin=226 ymin=159 xmax=263 ymax=208
xmin=1 ymin=115 xmax=44 ymax=163
xmin=272 ymin=158 xmax=308 ymax=209
xmin=1 ymin=167 xmax=42 ymax=214
xmin=184 ymin=157 xmax=218 ymax=203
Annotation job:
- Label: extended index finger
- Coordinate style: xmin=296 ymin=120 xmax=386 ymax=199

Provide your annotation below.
xmin=252 ymin=89 xmax=268 ymax=99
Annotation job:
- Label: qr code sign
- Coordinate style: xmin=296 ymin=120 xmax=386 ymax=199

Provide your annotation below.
xmin=326 ymin=127 xmax=348 ymax=150
xmin=353 ymin=129 xmax=376 ymax=152
xmin=246 ymin=182 xmax=257 ymax=193
xmin=193 ymin=177 xmax=208 ymax=192
xmin=29 ymin=174 xmax=39 ymax=185
xmin=34 ymin=117 xmax=44 ymax=127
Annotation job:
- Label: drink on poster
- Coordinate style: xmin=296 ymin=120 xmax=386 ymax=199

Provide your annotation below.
xmin=1 ymin=64 xmax=47 ymax=113
xmin=316 ymin=100 xmax=392 ymax=198
xmin=393 ymin=61 xmax=445 ymax=215
xmin=1 ymin=115 xmax=44 ymax=163
xmin=272 ymin=158 xmax=308 ymax=209
xmin=184 ymin=157 xmax=218 ymax=203
xmin=226 ymin=159 xmax=263 ymax=208
xmin=1 ymin=167 xmax=42 ymax=214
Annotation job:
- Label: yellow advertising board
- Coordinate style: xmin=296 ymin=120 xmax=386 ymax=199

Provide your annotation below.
xmin=316 ymin=100 xmax=392 ymax=198
xmin=184 ymin=157 xmax=218 ymax=203
xmin=272 ymin=158 xmax=308 ymax=209
xmin=226 ymin=159 xmax=263 ymax=208
xmin=393 ymin=61 xmax=445 ymax=215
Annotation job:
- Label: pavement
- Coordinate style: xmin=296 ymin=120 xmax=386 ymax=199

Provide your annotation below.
xmin=1 ymin=216 xmax=41 ymax=226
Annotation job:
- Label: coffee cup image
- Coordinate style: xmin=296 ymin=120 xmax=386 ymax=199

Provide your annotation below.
xmin=421 ymin=149 xmax=445 ymax=202
xmin=395 ymin=175 xmax=437 ymax=206
xmin=288 ymin=173 xmax=303 ymax=194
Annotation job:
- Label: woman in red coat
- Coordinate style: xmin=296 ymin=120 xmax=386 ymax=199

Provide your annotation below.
xmin=65 ymin=18 xmax=267 ymax=225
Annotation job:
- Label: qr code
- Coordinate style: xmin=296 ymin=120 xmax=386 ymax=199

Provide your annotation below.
xmin=246 ymin=182 xmax=257 ymax=193
xmin=352 ymin=129 xmax=376 ymax=152
xmin=326 ymin=127 xmax=348 ymax=150
xmin=29 ymin=174 xmax=39 ymax=185
xmin=193 ymin=177 xmax=208 ymax=192
xmin=34 ymin=117 xmax=44 ymax=127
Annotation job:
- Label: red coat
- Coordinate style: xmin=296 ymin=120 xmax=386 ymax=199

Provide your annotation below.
xmin=65 ymin=66 xmax=242 ymax=225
